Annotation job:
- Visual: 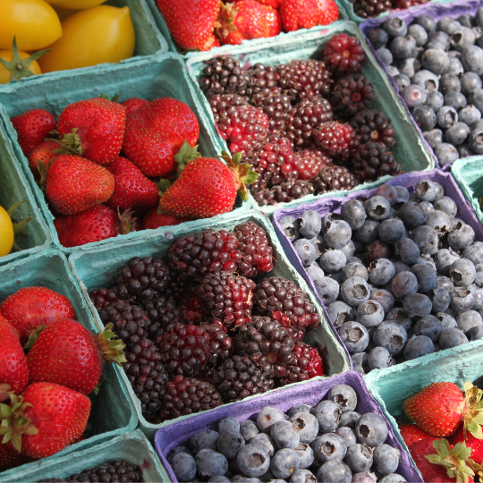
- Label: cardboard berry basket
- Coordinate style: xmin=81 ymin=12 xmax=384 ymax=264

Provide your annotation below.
xmin=360 ymin=0 xmax=483 ymax=170
xmin=154 ymin=370 xmax=422 ymax=483
xmin=0 ymin=52 xmax=250 ymax=255
xmin=2 ymin=430 xmax=169 ymax=483
xmin=0 ymin=117 xmax=51 ymax=268
xmin=452 ymin=157 xmax=483 ymax=226
xmin=272 ymin=168 xmax=483 ymax=376
xmin=0 ymin=248 xmax=137 ymax=481
xmin=185 ymin=21 xmax=436 ymax=216
xmin=68 ymin=209 xmax=352 ymax=440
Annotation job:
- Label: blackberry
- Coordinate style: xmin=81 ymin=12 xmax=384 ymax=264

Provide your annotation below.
xmin=88 ymin=288 xmax=119 ymax=311
xmin=352 ymin=140 xmax=401 ymax=181
xmin=167 ymin=229 xmax=242 ymax=279
xmin=141 ymin=295 xmax=182 ymax=338
xmin=123 ymin=339 xmax=168 ymax=422
xmin=315 ymin=122 xmax=357 ymax=160
xmin=393 ymin=0 xmax=429 ymax=7
xmin=331 ymin=74 xmax=376 ymax=116
xmin=163 ymin=270 xmax=198 ymax=307
xmin=155 ymin=323 xmax=211 ymax=377
xmin=234 ymin=221 xmax=274 ymax=277
xmin=350 ymin=110 xmax=395 ymax=147
xmin=252 ymin=187 xmax=276 ymax=206
xmin=254 ymin=91 xmax=292 ymax=134
xmin=313 ymin=165 xmax=360 ymax=194
xmin=213 ymin=355 xmax=275 ymax=402
xmin=160 ymin=375 xmax=223 ymax=422
xmin=269 ymin=179 xmax=315 ymax=204
xmin=285 ymin=96 xmax=334 ymax=147
xmin=277 ymin=59 xmax=333 ymax=101
xmin=194 ymin=272 xmax=256 ymax=328
xmin=323 ymin=34 xmax=366 ymax=74
xmin=247 ymin=63 xmax=281 ymax=102
xmin=352 ymin=0 xmax=392 ymax=18
xmin=254 ymin=277 xmax=321 ymax=339
xmin=291 ymin=150 xmax=332 ymax=180
xmin=277 ymin=342 xmax=324 ymax=386
xmin=199 ymin=56 xmax=251 ymax=99
xmin=202 ymin=319 xmax=234 ymax=364
xmin=117 ymin=257 xmax=170 ymax=303
xmin=209 ymin=94 xmax=248 ymax=124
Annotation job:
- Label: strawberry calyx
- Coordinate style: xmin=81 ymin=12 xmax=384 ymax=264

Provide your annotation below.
xmin=215 ymin=2 xmax=239 ymax=43
xmin=95 ymin=323 xmax=126 ymax=365
xmin=426 ymin=439 xmax=474 ymax=483
xmin=0 ymin=385 xmax=11 ymax=403
xmin=174 ymin=141 xmax=202 ymax=172
xmin=23 ymin=324 xmax=46 ymax=350
xmin=7 ymin=200 xmax=33 ymax=252
xmin=463 ymin=382 xmax=483 ymax=439
xmin=53 ymin=128 xmax=83 ymax=157
xmin=116 ymin=208 xmax=137 ymax=235
xmin=219 ymin=150 xmax=258 ymax=201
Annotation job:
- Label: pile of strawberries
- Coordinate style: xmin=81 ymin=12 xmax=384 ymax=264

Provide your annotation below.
xmin=0 ymin=286 xmax=124 ymax=472
xmin=11 ymin=96 xmax=256 ymax=248
xmin=399 ymin=381 xmax=483 ymax=482
xmin=156 ymin=0 xmax=339 ymax=52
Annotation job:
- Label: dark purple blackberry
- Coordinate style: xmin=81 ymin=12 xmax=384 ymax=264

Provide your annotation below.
xmin=199 ymin=56 xmax=251 ymax=99
xmin=88 ymin=288 xmax=119 ymax=311
xmin=352 ymin=140 xmax=401 ymax=181
xmin=117 ymin=257 xmax=170 ymax=303
xmin=167 ymin=229 xmax=242 ymax=279
xmin=213 ymin=355 xmax=275 ymax=402
xmin=252 ymin=187 xmax=276 ymax=206
xmin=141 ymin=295 xmax=182 ymax=339
xmin=208 ymin=93 xmax=248 ymax=124
xmin=270 ymin=179 xmax=315 ymax=204
xmin=123 ymin=339 xmax=168 ymax=422
xmin=313 ymin=165 xmax=360 ymax=194
xmin=254 ymin=91 xmax=292 ymax=134
xmin=331 ymin=74 xmax=376 ymax=116
xmin=202 ymin=319 xmax=234 ymax=364
xmin=163 ymin=270 xmax=197 ymax=307
xmin=161 ymin=375 xmax=223 ymax=422
xmin=247 ymin=63 xmax=281 ymax=102
xmin=352 ymin=0 xmax=392 ymax=18
xmin=254 ymin=277 xmax=321 ymax=340
xmin=277 ymin=59 xmax=333 ymax=101
xmin=350 ymin=109 xmax=396 ymax=147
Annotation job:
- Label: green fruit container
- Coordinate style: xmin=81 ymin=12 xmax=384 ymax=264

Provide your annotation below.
xmin=2 ymin=430 xmax=169 ymax=483
xmin=185 ymin=20 xmax=436 ymax=215
xmin=68 ymin=208 xmax=352 ymax=440
xmin=0 ymin=116 xmax=51 ymax=268
xmin=0 ymin=52 xmax=249 ymax=254
xmin=0 ymin=248 xmax=137 ymax=481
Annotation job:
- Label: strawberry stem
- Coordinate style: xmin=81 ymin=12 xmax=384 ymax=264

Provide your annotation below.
xmin=96 ymin=323 xmax=126 ymax=366
xmin=219 ymin=150 xmax=258 ymax=202
xmin=7 ymin=200 xmax=33 ymax=252
xmin=174 ymin=141 xmax=201 ymax=172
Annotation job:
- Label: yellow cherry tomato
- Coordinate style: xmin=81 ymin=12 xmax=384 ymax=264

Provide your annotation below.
xmin=0 ymin=50 xmax=42 ymax=84
xmin=39 ymin=5 xmax=135 ymax=73
xmin=0 ymin=206 xmax=14 ymax=257
xmin=0 ymin=0 xmax=62 ymax=51
xmin=46 ymin=0 xmax=106 ymax=9
xmin=53 ymin=6 xmax=77 ymax=20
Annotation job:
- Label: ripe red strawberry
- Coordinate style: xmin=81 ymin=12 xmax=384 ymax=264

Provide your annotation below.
xmin=280 ymin=0 xmax=319 ymax=31
xmin=410 ymin=438 xmax=474 ymax=482
xmin=316 ymin=0 xmax=339 ymax=25
xmin=0 ymin=315 xmax=28 ymax=395
xmin=121 ymin=97 xmax=148 ymax=117
xmin=105 ymin=157 xmax=159 ymax=214
xmin=27 ymin=140 xmax=59 ymax=180
xmin=256 ymin=0 xmax=282 ymax=7
xmin=156 ymin=0 xmax=220 ymax=51
xmin=399 ymin=423 xmax=433 ymax=447
xmin=0 ymin=287 xmax=76 ymax=345
xmin=142 ymin=208 xmax=192 ymax=230
xmin=27 ymin=319 xmax=125 ymax=395
xmin=452 ymin=427 xmax=483 ymax=465
xmin=122 ymin=98 xmax=199 ymax=178
xmin=10 ymin=109 xmax=56 ymax=157
xmin=0 ymin=443 xmax=32 ymax=471
xmin=0 ymin=382 xmax=90 ymax=458
xmin=45 ymin=154 xmax=115 ymax=215
xmin=57 ymin=97 xmax=126 ymax=166
xmin=159 ymin=148 xmax=257 ymax=219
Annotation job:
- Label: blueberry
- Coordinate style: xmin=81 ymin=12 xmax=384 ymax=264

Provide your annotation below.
xmin=467 ymin=324 xmax=483 ymax=340
xmin=365 ymin=196 xmax=392 ymax=221
xmin=352 ymin=473 xmax=377 ymax=483
xmin=306 ymin=262 xmax=325 ymax=282
xmin=373 ymin=321 xmax=408 ymax=355
xmin=236 ymin=444 xmax=269 ymax=478
xmin=444 ymin=92 xmax=468 ymax=111
xmin=293 ymin=239 xmax=318 ymax=267
xmin=411 ymin=225 xmax=439 ymax=255
xmin=368 ymin=28 xmax=389 ymax=49
xmin=240 ymin=420 xmax=259 ymax=442
xmin=456 ymin=310 xmax=482 ymax=333
xmin=383 ymin=17 xmax=408 ymax=37
xmin=217 ymin=430 xmax=245 ymax=458
xmin=270 ymin=448 xmax=300 ymax=479
xmin=435 ymin=248 xmax=460 ymax=275
xmin=459 ymin=14 xmax=475 ymax=28
xmin=376 ymin=47 xmax=394 ymax=66
xmin=398 ymin=201 xmax=427 ymax=228
xmin=450 ymin=258 xmax=476 ymax=287
xmin=403 ymin=293 xmax=432 ymax=318
xmin=386 ymin=307 xmax=413 ymax=330
xmin=379 ymin=474 xmax=407 ymax=483
xmin=408 ymin=24 xmax=428 ymax=46
xmin=196 ymin=449 xmax=229 ymax=478
xmin=370 ymin=289 xmax=395 ymax=313
xmin=341 ymin=199 xmax=367 ymax=230
xmin=451 ymin=287 xmax=475 ymax=312
xmin=230 ymin=476 xmax=259 ymax=483
xmin=323 ymin=220 xmax=352 ymax=250
xmin=476 ymin=6 xmax=483 ymax=27
xmin=355 ymin=412 xmax=388 ymax=447
xmin=339 ymin=321 xmax=370 ymax=354
xmin=376 ymin=217 xmax=406 ymax=245
xmin=340 ymin=411 xmax=362 ymax=428
xmin=469 ymin=125 xmax=483 ymax=153
xmin=343 ymin=262 xmax=369 ymax=282
xmin=208 ymin=476 xmax=231 ymax=483
xmin=308 ymin=234 xmax=327 ymax=256
xmin=448 ymin=56 xmax=465 ymax=76
xmin=437 ymin=105 xmax=458 ymax=129
xmin=433 ymin=196 xmax=457 ymax=218
xmin=191 ymin=429 xmax=220 ymax=454
xmin=440 ymin=73 xmax=461 ymax=95
xmin=412 ymin=263 xmax=437 ymax=293
xmin=327 ymin=301 xmax=356 ymax=329
xmin=316 ymin=459 xmax=352 ymax=483
xmin=395 ymin=238 xmax=420 ymax=265
xmin=437 ymin=17 xmax=460 ymax=35
xmin=421 ymin=49 xmax=450 ymax=75
xmin=313 ymin=433 xmax=347 ymax=463
xmin=218 ymin=417 xmax=240 ymax=434
xmin=391 ymin=271 xmax=418 ymax=299
xmin=390 ymin=36 xmax=417 ymax=59
xmin=373 ymin=444 xmax=400 ymax=475
xmin=315 ymin=276 xmax=339 ymax=305
xmin=451 ymin=27 xmax=476 ymax=51
xmin=469 ymin=89 xmax=483 ymax=113
xmin=402 ymin=84 xmax=426 ymax=107
xmin=290 ymin=412 xmax=319 ymax=444
xmin=288 ymin=404 xmax=313 ymax=417
xmin=428 ymin=30 xmax=450 ymax=49
xmin=462 ymin=45 xmax=483 ymax=74
xmin=357 ymin=300 xmax=385 ymax=328
xmin=328 ymin=384 xmax=358 ymax=413
xmin=368 ymin=346 xmax=394 ymax=370
xmin=279 ymin=215 xmax=299 ymax=242
xmin=439 ymin=327 xmax=469 ymax=349
xmin=412 ymin=105 xmax=437 ymax=131
xmin=355 ymin=219 xmax=381 ymax=244
xmin=431 ymin=288 xmax=451 ymax=312
xmin=290 ymin=468 xmax=317 ymax=483
xmin=419 ymin=200 xmax=435 ymax=216
xmin=448 ymin=222 xmax=475 ymax=250
xmin=344 ymin=443 xmax=373 ymax=473
xmin=299 ymin=211 xmax=322 ymax=238
xmin=168 ymin=446 xmax=192 ymax=464
xmin=459 ymin=143 xmax=473 ymax=157
xmin=464 ymin=242 xmax=483 ymax=264
xmin=414 ymin=314 xmax=443 ymax=341
xmin=424 ymin=90 xmax=444 ymax=111
xmin=394 ymin=73 xmax=411 ymax=90
xmin=293 ymin=444 xmax=314 ymax=471
xmin=394 ymin=185 xmax=410 ymax=204
xmin=473 ymin=287 xmax=483 ymax=307
xmin=258 ymin=406 xmax=286 ymax=433
xmin=461 ymin=72 xmax=483 ymax=95
xmin=320 ymin=249 xmax=347 ymax=274
xmin=434 ymin=143 xmax=460 ymax=166
xmin=459 ymin=105 xmax=481 ymax=127
xmin=314 ymin=400 xmax=342 ymax=433
xmin=414 ymin=15 xmax=436 ymax=33
xmin=250 ymin=433 xmax=275 ymax=457
xmin=171 ymin=452 xmax=197 ymax=482
xmin=341 ymin=276 xmax=371 ymax=307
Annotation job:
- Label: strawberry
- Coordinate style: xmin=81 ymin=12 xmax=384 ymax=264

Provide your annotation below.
xmin=0 ymin=315 xmax=28 ymax=395
xmin=57 ymin=97 xmax=126 ymax=166
xmin=142 ymin=208 xmax=192 ymax=230
xmin=27 ymin=140 xmax=59 ymax=180
xmin=27 ymin=319 xmax=125 ymax=395
xmin=105 ymin=157 xmax=159 ymax=214
xmin=410 ymin=438 xmax=474 ymax=483
xmin=156 ymin=0 xmax=220 ymax=51
xmin=256 ymin=0 xmax=282 ymax=8
xmin=159 ymin=147 xmax=257 ymax=219
xmin=280 ymin=0 xmax=320 ymax=32
xmin=316 ymin=0 xmax=339 ymax=25
xmin=399 ymin=423 xmax=433 ymax=447
xmin=45 ymin=154 xmax=115 ymax=215
xmin=122 ymin=98 xmax=199 ymax=178
xmin=10 ymin=109 xmax=56 ymax=157
xmin=121 ymin=97 xmax=148 ymax=117
xmin=0 ymin=287 xmax=76 ymax=345
xmin=216 ymin=0 xmax=282 ymax=45
xmin=0 ymin=383 xmax=90 ymax=459
xmin=452 ymin=427 xmax=483 ymax=465
xmin=0 ymin=443 xmax=32 ymax=471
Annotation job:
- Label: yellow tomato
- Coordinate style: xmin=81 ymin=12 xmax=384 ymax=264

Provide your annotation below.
xmin=53 ymin=6 xmax=76 ymax=20
xmin=0 ymin=206 xmax=14 ymax=257
xmin=39 ymin=5 xmax=135 ymax=73
xmin=0 ymin=0 xmax=62 ymax=51
xmin=0 ymin=50 xmax=42 ymax=84
xmin=47 ymin=0 xmax=106 ymax=9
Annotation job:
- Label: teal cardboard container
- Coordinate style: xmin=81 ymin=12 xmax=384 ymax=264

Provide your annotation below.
xmin=0 ymin=249 xmax=137 ymax=481
xmin=0 ymin=53 xmax=248 ymax=254
xmin=186 ymin=21 xmax=436 ymax=215
xmin=68 ymin=209 xmax=352 ymax=440
xmin=0 ymin=117 xmax=51 ymax=268
xmin=452 ymin=157 xmax=483 ymax=226
xmin=2 ymin=430 xmax=168 ymax=483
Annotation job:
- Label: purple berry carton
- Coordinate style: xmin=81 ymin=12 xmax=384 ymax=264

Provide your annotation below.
xmin=154 ymin=370 xmax=423 ymax=482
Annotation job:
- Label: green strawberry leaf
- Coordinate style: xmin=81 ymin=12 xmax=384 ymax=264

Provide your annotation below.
xmin=174 ymin=141 xmax=201 ymax=172
xmin=468 ymin=420 xmax=483 ymax=439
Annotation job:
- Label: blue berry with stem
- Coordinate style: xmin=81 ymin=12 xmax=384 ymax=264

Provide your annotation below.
xmin=345 ymin=444 xmax=374 ymax=473
xmin=355 ymin=412 xmax=388 ymax=447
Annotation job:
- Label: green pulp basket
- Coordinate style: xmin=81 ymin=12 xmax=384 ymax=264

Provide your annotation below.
xmin=0 ymin=248 xmax=137 ymax=481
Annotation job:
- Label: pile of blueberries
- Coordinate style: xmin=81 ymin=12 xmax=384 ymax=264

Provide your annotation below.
xmin=366 ymin=8 xmax=483 ymax=166
xmin=168 ymin=383 xmax=408 ymax=482
xmin=280 ymin=179 xmax=483 ymax=374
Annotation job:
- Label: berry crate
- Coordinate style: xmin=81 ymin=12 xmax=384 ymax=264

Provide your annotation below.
xmin=0 ymin=52 xmax=250 ymax=254
xmin=272 ymin=168 xmax=483 ymax=377
xmin=0 ymin=115 xmax=51 ymax=268
xmin=154 ymin=370 xmax=422 ymax=483
xmin=68 ymin=209 xmax=352 ymax=440
xmin=185 ymin=21 xmax=436 ymax=215
xmin=2 ymin=430 xmax=168 ymax=483
xmin=0 ymin=248 xmax=137 ymax=481
xmin=452 ymin=157 xmax=483 ymax=226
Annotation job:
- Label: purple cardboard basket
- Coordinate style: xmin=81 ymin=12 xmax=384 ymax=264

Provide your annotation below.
xmin=154 ymin=371 xmax=423 ymax=483
xmin=360 ymin=0 xmax=483 ymax=170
